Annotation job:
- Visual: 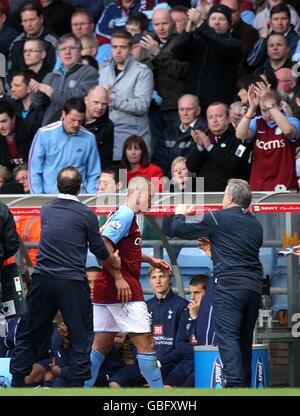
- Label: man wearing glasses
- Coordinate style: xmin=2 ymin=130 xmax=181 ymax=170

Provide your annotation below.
xmin=30 ymin=33 xmax=99 ymax=126
xmin=23 ymin=38 xmax=52 ymax=82
xmin=7 ymin=1 xmax=58 ymax=82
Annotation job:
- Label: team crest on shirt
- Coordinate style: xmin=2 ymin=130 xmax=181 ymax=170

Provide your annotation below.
xmin=110 ymin=220 xmax=122 ymax=231
xmin=168 ymin=309 xmax=174 ymax=320
xmin=153 ymin=324 xmax=164 ymax=336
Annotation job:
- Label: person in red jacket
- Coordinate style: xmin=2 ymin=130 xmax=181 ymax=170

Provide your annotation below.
xmin=121 ymin=134 xmax=164 ymax=191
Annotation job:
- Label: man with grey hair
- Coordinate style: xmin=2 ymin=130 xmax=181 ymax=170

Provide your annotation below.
xmin=153 ymin=93 xmax=206 ymax=176
xmin=170 ymin=178 xmax=264 ymax=388
xmin=30 ymin=33 xmax=99 ymax=125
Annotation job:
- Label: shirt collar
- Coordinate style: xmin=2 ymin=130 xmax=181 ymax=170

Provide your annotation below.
xmin=58 ymin=193 xmax=80 ymax=202
xmin=179 ymin=118 xmax=198 ymax=133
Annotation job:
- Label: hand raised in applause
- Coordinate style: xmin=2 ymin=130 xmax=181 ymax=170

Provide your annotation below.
xmin=186 ymin=8 xmax=203 ymax=32
xmin=140 ymin=35 xmax=160 ymax=57
xmin=191 ymin=129 xmax=212 ymax=148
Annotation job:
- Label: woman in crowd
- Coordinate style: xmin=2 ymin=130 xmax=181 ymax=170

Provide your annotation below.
xmin=121 ymin=135 xmax=164 ymax=191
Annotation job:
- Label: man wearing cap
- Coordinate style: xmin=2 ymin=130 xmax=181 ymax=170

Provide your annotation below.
xmin=172 ymin=5 xmax=241 ymax=114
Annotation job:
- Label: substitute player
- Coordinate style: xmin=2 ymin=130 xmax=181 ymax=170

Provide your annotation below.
xmin=85 ymin=176 xmax=172 ymax=388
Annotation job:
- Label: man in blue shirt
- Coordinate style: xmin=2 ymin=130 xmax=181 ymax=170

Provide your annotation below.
xmin=170 ymin=178 xmax=263 ymax=387
xmin=29 ymin=97 xmax=100 ymax=194
xmin=10 ymin=166 xmax=121 ymax=387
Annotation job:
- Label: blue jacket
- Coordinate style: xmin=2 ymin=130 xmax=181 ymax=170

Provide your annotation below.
xmin=171 ymin=207 xmax=264 ymax=294
xmin=146 ymin=289 xmax=188 ymax=362
xmin=96 ymin=0 xmax=146 ymax=41
xmin=28 ymin=121 xmax=101 ymax=194
xmin=247 ymin=26 xmax=299 ymax=68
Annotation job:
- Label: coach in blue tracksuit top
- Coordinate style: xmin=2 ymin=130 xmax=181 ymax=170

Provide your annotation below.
xmin=170 ymin=178 xmax=263 ymax=388
xmin=10 ymin=167 xmax=120 ymax=387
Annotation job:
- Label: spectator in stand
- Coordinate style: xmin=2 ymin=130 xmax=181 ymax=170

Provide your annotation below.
xmin=237 ymin=74 xmax=270 ymax=108
xmin=0 ymin=101 xmax=34 ymax=171
xmin=97 ymin=11 xmax=149 ymax=67
xmin=0 ymin=3 xmax=18 ymax=58
xmin=0 ymin=165 xmax=12 ymax=189
xmin=66 ymin=0 xmax=107 ymax=23
xmin=140 ymin=8 xmax=189 ymax=127
xmin=71 ymin=8 xmax=95 ymax=39
xmin=126 ymin=10 xmax=149 ymax=35
xmin=153 ymin=93 xmax=206 ymax=177
xmin=30 ymin=33 xmax=98 ymax=126
xmin=10 ymin=69 xmax=45 ymax=135
xmin=170 ymin=156 xmax=196 ymax=193
xmin=109 ymin=266 xmax=188 ymax=388
xmin=236 ymin=88 xmax=300 ymax=191
xmin=220 ymin=0 xmax=259 ymax=75
xmin=99 ymin=29 xmax=153 ymax=163
xmin=23 ymin=38 xmax=53 ymax=82
xmin=81 ymin=34 xmax=100 ymax=60
xmin=253 ymin=33 xmax=297 ymax=87
xmin=275 ymin=67 xmax=297 ymax=104
xmin=13 ymin=163 xmax=29 ymax=193
xmin=7 ymin=1 xmax=58 ymax=81
xmin=186 ymin=101 xmax=252 ymax=191
xmin=97 ymin=168 xmax=124 ymax=195
xmin=125 ymin=12 xmax=149 ymax=61
xmin=247 ymin=4 xmax=299 ymax=70
xmin=121 ymin=135 xmax=164 ymax=190
xmin=253 ymin=0 xmax=300 ymax=35
xmin=95 ymin=0 xmax=154 ymax=45
xmin=40 ymin=0 xmax=74 ymax=37
xmin=96 ymin=167 xmax=126 ymax=232
xmin=229 ymin=101 xmax=247 ymax=129
xmin=171 ymin=6 xmax=188 ymax=33
xmin=172 ymin=6 xmax=241 ymax=113
xmin=29 ymin=97 xmax=100 ymax=194
xmin=84 ymin=85 xmax=114 ymax=170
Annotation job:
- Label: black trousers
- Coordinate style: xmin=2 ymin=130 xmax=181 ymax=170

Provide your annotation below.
xmin=10 ymin=273 xmax=93 ymax=387
xmin=213 ymin=288 xmax=261 ymax=387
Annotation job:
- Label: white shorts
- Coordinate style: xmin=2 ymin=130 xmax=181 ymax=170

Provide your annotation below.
xmin=93 ymin=301 xmax=151 ymax=334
